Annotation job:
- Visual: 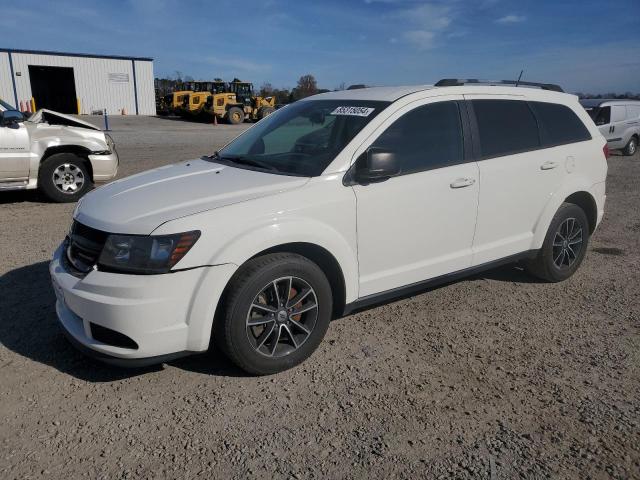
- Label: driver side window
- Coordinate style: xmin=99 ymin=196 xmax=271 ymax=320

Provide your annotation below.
xmin=0 ymin=109 xmax=24 ymax=127
xmin=371 ymin=101 xmax=464 ymax=175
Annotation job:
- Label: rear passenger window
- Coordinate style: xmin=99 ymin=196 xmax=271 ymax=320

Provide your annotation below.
xmin=529 ymin=101 xmax=591 ymax=147
xmin=372 ymin=101 xmax=463 ymax=174
xmin=471 ymin=100 xmax=539 ymax=158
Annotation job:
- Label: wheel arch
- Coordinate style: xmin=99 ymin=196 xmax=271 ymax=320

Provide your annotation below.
xmin=41 ymin=145 xmax=94 ymax=180
xmin=532 ymin=180 xmax=601 ymax=248
xmin=250 ymin=242 xmax=347 ymax=319
xmin=564 ymin=191 xmax=598 ymax=234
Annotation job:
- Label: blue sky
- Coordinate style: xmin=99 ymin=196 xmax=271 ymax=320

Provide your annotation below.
xmin=2 ymin=0 xmax=639 ymax=93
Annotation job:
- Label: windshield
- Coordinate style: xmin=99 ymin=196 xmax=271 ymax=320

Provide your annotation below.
xmin=216 ymin=99 xmax=389 ymax=176
xmin=0 ymin=99 xmax=16 ymax=111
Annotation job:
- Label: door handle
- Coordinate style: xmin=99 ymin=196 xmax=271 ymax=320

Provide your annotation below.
xmin=540 ymin=161 xmax=559 ymax=170
xmin=450 ymin=178 xmax=476 ymax=189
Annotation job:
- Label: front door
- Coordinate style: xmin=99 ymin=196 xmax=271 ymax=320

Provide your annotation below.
xmin=0 ymin=119 xmax=31 ymax=181
xmin=352 ymin=97 xmax=479 ymax=297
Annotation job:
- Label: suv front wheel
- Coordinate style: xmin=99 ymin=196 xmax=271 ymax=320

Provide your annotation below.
xmin=39 ymin=153 xmax=93 ymax=203
xmin=526 ymin=202 xmax=590 ymax=282
xmin=215 ymin=253 xmax=333 ymax=375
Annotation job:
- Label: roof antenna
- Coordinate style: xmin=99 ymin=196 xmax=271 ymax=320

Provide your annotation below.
xmin=515 ymin=70 xmax=524 ymax=87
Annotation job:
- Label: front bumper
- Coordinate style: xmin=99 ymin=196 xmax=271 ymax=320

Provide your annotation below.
xmin=49 ymin=244 xmax=236 ymax=366
xmin=88 ymin=150 xmax=119 ymax=182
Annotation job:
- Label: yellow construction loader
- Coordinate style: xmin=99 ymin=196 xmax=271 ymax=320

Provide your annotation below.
xmin=205 ymin=79 xmax=275 ymax=124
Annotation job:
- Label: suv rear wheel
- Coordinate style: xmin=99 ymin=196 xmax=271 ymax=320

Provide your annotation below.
xmin=215 ymin=253 xmax=332 ymax=375
xmin=38 ymin=153 xmax=93 ymax=203
xmin=526 ymin=203 xmax=590 ymax=282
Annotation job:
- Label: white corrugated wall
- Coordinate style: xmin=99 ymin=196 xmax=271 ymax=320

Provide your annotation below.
xmin=0 ymin=52 xmax=16 ymax=106
xmin=134 ymin=60 xmax=156 ymax=115
xmin=4 ymin=52 xmax=154 ymax=115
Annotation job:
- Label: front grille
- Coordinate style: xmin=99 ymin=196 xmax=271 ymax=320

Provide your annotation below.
xmin=65 ymin=221 xmax=108 ymax=275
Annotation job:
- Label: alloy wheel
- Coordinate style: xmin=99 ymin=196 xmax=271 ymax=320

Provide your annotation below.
xmin=52 ymin=163 xmax=85 ymax=194
xmin=245 ymin=276 xmax=318 ymax=357
xmin=552 ymin=217 xmax=583 ymax=269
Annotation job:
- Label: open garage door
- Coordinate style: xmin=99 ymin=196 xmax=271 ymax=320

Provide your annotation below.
xmin=28 ymin=65 xmax=78 ymax=113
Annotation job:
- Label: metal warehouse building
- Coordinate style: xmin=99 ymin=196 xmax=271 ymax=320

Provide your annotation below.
xmin=0 ymin=48 xmax=155 ymax=115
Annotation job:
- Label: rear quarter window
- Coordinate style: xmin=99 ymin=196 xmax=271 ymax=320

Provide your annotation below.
xmin=471 ymin=99 xmax=540 ymax=158
xmin=529 ymin=101 xmax=591 ymax=147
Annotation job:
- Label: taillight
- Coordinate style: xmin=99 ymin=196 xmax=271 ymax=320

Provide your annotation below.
xmin=603 ymin=144 xmax=610 ymax=159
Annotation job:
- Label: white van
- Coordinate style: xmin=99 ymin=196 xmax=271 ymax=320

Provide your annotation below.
xmin=580 ymin=99 xmax=640 ymax=156
xmin=50 ymin=79 xmax=608 ymax=374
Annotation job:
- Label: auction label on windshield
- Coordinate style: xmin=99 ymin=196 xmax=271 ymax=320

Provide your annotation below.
xmin=331 ymin=106 xmax=375 ymax=117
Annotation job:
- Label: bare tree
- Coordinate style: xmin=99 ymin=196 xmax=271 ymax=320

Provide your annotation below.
xmin=259 ymin=82 xmax=274 ymax=97
xmin=296 ymin=74 xmax=318 ymax=99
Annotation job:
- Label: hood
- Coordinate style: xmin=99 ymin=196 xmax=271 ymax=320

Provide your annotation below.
xmin=29 ymin=109 xmax=101 ymax=130
xmin=74 ymin=159 xmax=309 ymax=234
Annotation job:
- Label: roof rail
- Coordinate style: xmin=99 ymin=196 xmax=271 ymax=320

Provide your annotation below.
xmin=434 ymin=78 xmax=564 ymax=92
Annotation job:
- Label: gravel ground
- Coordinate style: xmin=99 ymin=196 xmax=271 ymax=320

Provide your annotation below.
xmin=1 ymin=116 xmax=639 ymax=479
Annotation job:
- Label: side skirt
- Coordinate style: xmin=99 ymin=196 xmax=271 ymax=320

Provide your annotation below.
xmin=342 ymin=250 xmax=538 ymax=316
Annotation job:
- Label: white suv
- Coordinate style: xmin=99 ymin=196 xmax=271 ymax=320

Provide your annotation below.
xmin=0 ymin=100 xmax=118 ymax=202
xmin=50 ymin=80 xmax=608 ymax=374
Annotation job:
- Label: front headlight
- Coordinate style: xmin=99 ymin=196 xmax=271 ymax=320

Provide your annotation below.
xmin=93 ymin=134 xmax=115 ymax=155
xmin=98 ymin=231 xmax=200 ymax=274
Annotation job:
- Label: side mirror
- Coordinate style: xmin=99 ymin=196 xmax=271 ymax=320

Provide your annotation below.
xmin=308 ymin=111 xmax=325 ymax=125
xmin=354 ymin=147 xmax=401 ymax=183
xmin=1 ymin=110 xmax=24 ymax=128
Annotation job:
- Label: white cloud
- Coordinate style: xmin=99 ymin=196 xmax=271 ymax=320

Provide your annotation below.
xmin=495 ymin=14 xmax=526 ymax=24
xmin=394 ymin=3 xmax=452 ymax=50
xmin=403 ymin=30 xmax=436 ymax=50
xmin=397 ymin=3 xmax=452 ymax=30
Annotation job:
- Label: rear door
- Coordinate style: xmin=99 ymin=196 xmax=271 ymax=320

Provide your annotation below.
xmin=466 ymin=96 xmax=566 ymax=265
xmin=623 ymin=104 xmax=640 ymax=146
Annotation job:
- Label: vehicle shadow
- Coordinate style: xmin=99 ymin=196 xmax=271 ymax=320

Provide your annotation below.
xmin=0 ymin=261 xmax=246 ymax=382
xmin=0 ymin=190 xmax=46 ymax=205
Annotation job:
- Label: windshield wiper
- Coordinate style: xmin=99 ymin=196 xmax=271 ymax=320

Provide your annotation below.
xmin=203 ymin=151 xmax=279 ymax=172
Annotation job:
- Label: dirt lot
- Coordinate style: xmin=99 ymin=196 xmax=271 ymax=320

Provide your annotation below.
xmin=1 ymin=116 xmax=638 ymax=479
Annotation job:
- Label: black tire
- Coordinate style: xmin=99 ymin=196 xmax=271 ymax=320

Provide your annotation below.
xmin=227 ymin=106 xmax=244 ymax=125
xmin=38 ymin=153 xmax=93 ymax=203
xmin=259 ymin=107 xmax=275 ymax=120
xmin=622 ymin=136 xmax=637 ymax=156
xmin=525 ymin=202 xmax=590 ymax=282
xmin=215 ymin=253 xmax=332 ymax=375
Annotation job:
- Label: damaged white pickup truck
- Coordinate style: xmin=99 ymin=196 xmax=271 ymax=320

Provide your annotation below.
xmin=0 ymin=99 xmax=118 ymax=202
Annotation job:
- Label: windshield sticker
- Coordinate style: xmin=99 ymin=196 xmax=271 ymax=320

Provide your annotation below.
xmin=331 ymin=106 xmax=375 ymax=117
